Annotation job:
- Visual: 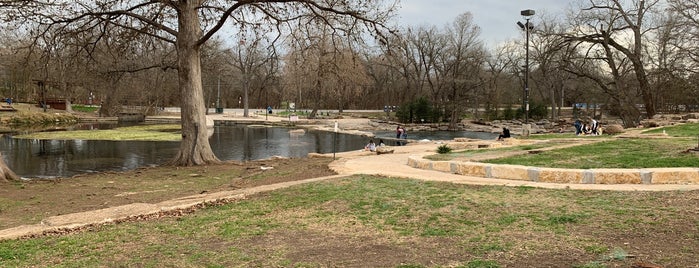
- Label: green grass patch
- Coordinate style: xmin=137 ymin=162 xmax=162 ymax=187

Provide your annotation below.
xmin=1 ymin=176 xmax=694 ymax=267
xmin=643 ymin=123 xmax=699 ymax=137
xmin=526 ymin=133 xmax=610 ymax=140
xmin=71 ymin=105 xmax=99 ymax=113
xmin=484 ymin=139 xmax=698 ymax=168
xmin=574 ymin=261 xmax=607 ymax=268
xmin=465 ymin=259 xmax=501 ymax=268
xmin=425 ymin=141 xmax=566 ymax=161
xmin=15 ymin=124 xmax=182 ymax=141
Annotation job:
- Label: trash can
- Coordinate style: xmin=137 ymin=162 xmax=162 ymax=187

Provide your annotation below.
xmin=216 ymin=107 xmax=223 ymax=114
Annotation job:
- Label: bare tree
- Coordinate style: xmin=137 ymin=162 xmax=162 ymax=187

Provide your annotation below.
xmin=441 ymin=13 xmax=485 ymax=128
xmin=482 ymin=44 xmax=518 ymax=120
xmin=327 ymin=49 xmax=370 ymax=112
xmin=530 ymin=15 xmax=574 ymax=121
xmin=665 ymin=0 xmax=699 ymax=112
xmin=381 ymin=28 xmax=432 ymax=106
xmin=361 ymin=52 xmax=403 ymax=110
xmin=282 ymin=24 xmax=332 ymax=118
xmin=230 ymin=32 xmax=277 ymax=117
xmin=667 ymin=0 xmax=699 ymax=74
xmin=1 ymin=0 xmax=395 ymax=166
xmin=0 ymin=30 xmax=36 ymax=102
xmin=560 ymin=0 xmax=663 ymax=126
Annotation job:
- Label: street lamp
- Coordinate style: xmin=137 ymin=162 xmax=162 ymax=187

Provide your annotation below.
xmin=518 ymin=9 xmax=535 ymax=124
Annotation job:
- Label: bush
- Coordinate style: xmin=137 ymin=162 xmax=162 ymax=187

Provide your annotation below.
xmin=514 ymin=102 xmax=548 ymax=121
xmin=396 ymin=97 xmax=440 ymax=123
xmin=603 ymin=124 xmax=624 ymax=135
xmin=501 ymin=106 xmax=516 ymax=120
xmin=437 ymin=144 xmax=452 ymax=154
xmin=643 ymin=121 xmax=659 ymax=128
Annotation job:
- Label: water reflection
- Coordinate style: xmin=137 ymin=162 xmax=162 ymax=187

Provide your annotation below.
xmin=0 ymin=125 xmax=368 ymax=178
xmin=1 ymin=124 xmax=495 ymax=179
xmin=209 ymin=125 xmax=365 ymax=162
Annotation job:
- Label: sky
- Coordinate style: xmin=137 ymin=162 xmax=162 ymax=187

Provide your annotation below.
xmin=395 ymin=0 xmax=574 ymax=45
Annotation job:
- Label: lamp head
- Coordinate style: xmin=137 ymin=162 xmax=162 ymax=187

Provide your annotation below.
xmin=521 ymin=9 xmax=535 ymax=17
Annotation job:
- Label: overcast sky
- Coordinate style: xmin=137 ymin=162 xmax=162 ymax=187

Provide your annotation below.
xmin=395 ymin=0 xmax=574 ymax=45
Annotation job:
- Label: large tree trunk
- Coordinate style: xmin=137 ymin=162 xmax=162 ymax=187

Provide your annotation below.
xmin=243 ymin=72 xmax=250 ymax=117
xmin=170 ymin=2 xmax=220 ymax=166
xmin=99 ymin=75 xmax=122 ymax=117
xmin=632 ymin=59 xmax=656 ymax=118
xmin=0 ymin=153 xmax=19 ymax=182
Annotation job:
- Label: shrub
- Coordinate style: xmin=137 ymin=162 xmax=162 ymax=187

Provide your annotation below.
xmin=501 ymin=106 xmax=516 ymax=120
xmin=515 ymin=102 xmax=548 ymax=121
xmin=643 ymin=121 xmax=659 ymax=128
xmin=396 ymin=97 xmax=440 ymax=123
xmin=603 ymin=124 xmax=624 ymax=135
xmin=437 ymin=144 xmax=452 ymax=154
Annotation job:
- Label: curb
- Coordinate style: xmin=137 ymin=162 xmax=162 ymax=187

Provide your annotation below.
xmin=407 ymin=156 xmax=699 ymax=185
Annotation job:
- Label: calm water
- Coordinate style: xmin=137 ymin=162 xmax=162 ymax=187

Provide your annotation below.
xmin=0 ymin=125 xmax=368 ymax=179
xmin=373 ymin=130 xmax=498 ymax=141
xmin=0 ymin=124 xmax=495 ymax=179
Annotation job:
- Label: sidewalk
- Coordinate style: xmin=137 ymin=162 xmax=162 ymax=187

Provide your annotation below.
xmin=331 ymin=142 xmax=699 ymax=191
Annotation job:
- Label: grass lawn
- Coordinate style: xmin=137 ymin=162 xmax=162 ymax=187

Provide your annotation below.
xmin=643 ymin=123 xmax=699 ymax=137
xmin=484 ymin=138 xmax=698 ymax=169
xmin=0 ymin=176 xmax=696 ymax=267
xmin=431 ymin=123 xmax=699 ymax=169
xmin=71 ymin=105 xmax=100 ymax=113
xmin=13 ymin=124 xmax=182 ymax=141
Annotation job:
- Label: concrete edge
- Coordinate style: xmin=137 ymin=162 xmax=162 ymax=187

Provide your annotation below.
xmin=406 ymin=156 xmax=699 ymax=185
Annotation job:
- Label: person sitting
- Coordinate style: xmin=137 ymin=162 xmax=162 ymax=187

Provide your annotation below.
xmin=497 ymin=127 xmax=511 ymax=141
xmin=364 ymin=139 xmax=376 ymax=152
xmin=582 ymin=124 xmax=591 ymax=135
xmin=378 ymin=139 xmax=386 ymax=147
xmin=590 ymin=118 xmax=599 ymax=135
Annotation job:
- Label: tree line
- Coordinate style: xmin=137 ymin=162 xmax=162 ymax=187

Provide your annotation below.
xmin=2 ymin=1 xmax=699 ymax=127
xmin=0 ymin=0 xmax=698 ymax=168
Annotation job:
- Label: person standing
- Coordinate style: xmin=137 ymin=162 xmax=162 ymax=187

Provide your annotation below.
xmin=396 ymin=126 xmax=402 ymax=139
xmin=574 ymin=119 xmax=582 ymax=136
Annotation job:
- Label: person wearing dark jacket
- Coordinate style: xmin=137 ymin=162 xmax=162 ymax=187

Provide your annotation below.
xmin=497 ymin=127 xmax=511 ymax=141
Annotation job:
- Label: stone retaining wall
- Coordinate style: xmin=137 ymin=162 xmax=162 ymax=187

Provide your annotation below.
xmin=407 ymin=156 xmax=699 ymax=184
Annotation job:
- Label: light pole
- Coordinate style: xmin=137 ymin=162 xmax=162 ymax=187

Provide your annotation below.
xmin=518 ymin=9 xmax=535 ymax=124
